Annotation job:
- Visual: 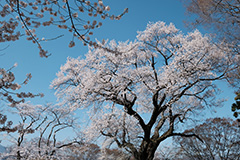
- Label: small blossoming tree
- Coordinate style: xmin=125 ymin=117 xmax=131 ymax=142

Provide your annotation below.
xmin=0 ymin=103 xmax=80 ymax=160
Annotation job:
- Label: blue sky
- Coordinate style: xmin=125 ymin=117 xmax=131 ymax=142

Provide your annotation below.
xmin=1 ymin=0 xmax=235 ymax=125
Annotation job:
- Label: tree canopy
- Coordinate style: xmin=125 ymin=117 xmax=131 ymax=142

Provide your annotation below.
xmin=51 ymin=21 xmax=239 ymax=160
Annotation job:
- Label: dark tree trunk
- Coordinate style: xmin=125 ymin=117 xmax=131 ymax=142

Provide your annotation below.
xmin=134 ymin=140 xmax=159 ymax=160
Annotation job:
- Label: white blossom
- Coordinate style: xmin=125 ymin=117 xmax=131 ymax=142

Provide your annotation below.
xmin=51 ymin=21 xmax=239 ymax=157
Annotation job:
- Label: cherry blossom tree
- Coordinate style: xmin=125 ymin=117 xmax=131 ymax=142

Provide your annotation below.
xmin=174 ymin=117 xmax=240 ymax=160
xmin=0 ymin=0 xmax=127 ymax=57
xmin=51 ymin=21 xmax=239 ymax=160
xmin=0 ymin=102 xmax=80 ymax=160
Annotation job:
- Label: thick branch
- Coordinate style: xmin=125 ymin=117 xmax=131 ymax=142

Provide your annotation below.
xmin=156 ymin=110 xmax=180 ymax=143
xmin=152 ymin=112 xmax=166 ymax=139
xmin=124 ymin=104 xmax=146 ymax=132
xmin=147 ymin=94 xmax=166 ymax=130
xmin=171 ymin=132 xmax=204 ymax=143
xmin=56 ymin=141 xmax=83 ymax=149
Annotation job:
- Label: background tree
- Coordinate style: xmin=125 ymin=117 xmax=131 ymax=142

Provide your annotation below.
xmin=51 ymin=21 xmax=239 ymax=160
xmin=181 ymin=0 xmax=240 ymax=122
xmin=174 ymin=117 xmax=240 ymax=160
xmin=0 ymin=103 xmax=80 ymax=160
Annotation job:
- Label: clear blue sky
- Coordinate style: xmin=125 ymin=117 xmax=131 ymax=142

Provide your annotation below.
xmin=0 ymin=0 xmax=235 ymax=123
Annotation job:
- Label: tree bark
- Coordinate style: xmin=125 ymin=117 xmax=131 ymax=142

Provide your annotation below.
xmin=134 ymin=140 xmax=159 ymax=160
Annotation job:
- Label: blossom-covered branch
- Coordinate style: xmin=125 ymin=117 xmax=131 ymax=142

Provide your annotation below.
xmin=0 ymin=0 xmax=127 ymax=57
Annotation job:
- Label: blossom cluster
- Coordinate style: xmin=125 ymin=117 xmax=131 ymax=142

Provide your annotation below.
xmin=0 ymin=65 xmax=43 ymax=106
xmin=0 ymin=0 xmax=127 ymax=57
